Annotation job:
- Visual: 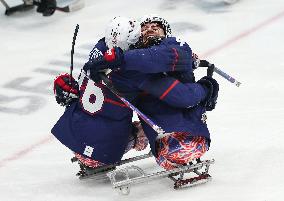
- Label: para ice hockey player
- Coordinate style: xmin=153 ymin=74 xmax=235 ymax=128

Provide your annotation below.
xmin=52 ymin=17 xmax=146 ymax=168
xmin=136 ymin=15 xmax=219 ymax=169
xmin=83 ymin=15 xmax=219 ymax=170
xmin=51 ymin=16 xmax=204 ymax=170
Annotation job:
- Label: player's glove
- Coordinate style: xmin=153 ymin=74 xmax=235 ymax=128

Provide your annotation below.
xmin=199 ymin=60 xmax=215 ymax=77
xmin=53 ymin=74 xmax=79 ymax=107
xmin=197 ymin=76 xmax=219 ymax=111
xmin=84 ymin=47 xmax=124 ymax=72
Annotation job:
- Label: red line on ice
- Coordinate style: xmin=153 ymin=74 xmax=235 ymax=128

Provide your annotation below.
xmin=201 ymin=10 xmax=284 ymax=58
xmin=0 ymin=135 xmax=54 ymax=168
xmin=1 ymin=9 xmax=284 ymax=168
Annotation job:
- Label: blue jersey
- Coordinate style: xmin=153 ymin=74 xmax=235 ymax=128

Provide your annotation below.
xmin=52 ymin=75 xmax=133 ymax=164
xmin=111 ymin=72 xmax=211 ymax=156
xmin=109 ymin=38 xmax=212 ymax=156
xmin=51 ymin=37 xmax=196 ymax=164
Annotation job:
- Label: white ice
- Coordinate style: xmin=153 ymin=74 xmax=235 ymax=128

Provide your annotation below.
xmin=0 ymin=0 xmax=284 ymax=200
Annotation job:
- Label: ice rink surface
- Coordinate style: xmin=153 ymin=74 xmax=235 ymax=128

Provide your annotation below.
xmin=0 ymin=0 xmax=284 ymax=200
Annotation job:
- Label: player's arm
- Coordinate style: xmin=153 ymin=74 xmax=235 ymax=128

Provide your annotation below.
xmin=83 ymin=37 xmax=193 ymax=74
xmin=138 ymin=74 xmax=218 ymax=109
xmin=53 ymin=38 xmax=107 ymax=107
xmin=122 ymin=38 xmax=193 ymax=73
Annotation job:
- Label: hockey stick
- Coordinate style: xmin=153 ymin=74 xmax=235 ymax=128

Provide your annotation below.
xmin=70 ymin=24 xmax=79 ymax=83
xmin=213 ymin=66 xmax=241 ymax=87
xmin=199 ymin=61 xmax=241 ymax=87
xmin=98 ymin=73 xmax=170 ymax=140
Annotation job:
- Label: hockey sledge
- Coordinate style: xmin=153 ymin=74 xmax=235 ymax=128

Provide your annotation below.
xmin=73 ymin=151 xmax=214 ymax=195
xmin=107 ymin=158 xmax=214 ymax=195
xmin=73 ymin=151 xmax=153 ymax=180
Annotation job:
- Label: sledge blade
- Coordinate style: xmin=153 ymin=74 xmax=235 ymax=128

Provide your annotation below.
xmin=173 ymin=173 xmax=212 ymax=189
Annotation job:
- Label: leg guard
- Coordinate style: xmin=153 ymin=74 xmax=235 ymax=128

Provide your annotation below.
xmin=156 ymin=133 xmax=208 ymax=170
xmin=74 ymin=153 xmax=106 ymax=168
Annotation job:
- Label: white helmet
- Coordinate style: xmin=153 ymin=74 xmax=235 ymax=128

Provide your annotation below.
xmin=139 ymin=14 xmax=172 ymax=37
xmin=105 ymin=16 xmax=141 ymax=51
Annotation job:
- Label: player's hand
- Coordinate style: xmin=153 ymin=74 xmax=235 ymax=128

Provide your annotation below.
xmin=199 ymin=60 xmax=215 ymax=77
xmin=83 ymin=47 xmax=124 ymax=81
xmin=197 ymin=76 xmax=219 ymax=111
xmin=53 ymin=74 xmax=79 ymax=107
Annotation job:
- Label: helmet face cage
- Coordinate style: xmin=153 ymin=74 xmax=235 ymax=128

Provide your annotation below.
xmin=140 ymin=15 xmax=172 ymax=37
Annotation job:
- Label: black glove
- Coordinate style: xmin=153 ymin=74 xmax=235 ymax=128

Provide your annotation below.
xmin=199 ymin=59 xmax=210 ymax=67
xmin=197 ymin=76 xmax=219 ymax=111
xmin=54 ymin=74 xmax=79 ymax=107
xmin=36 ymin=0 xmax=57 ymax=16
xmin=199 ymin=60 xmax=215 ymax=77
xmin=207 ymin=64 xmax=215 ymax=77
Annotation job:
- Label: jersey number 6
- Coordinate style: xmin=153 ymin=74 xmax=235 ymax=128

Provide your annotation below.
xmin=79 ymin=75 xmax=105 ymax=115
